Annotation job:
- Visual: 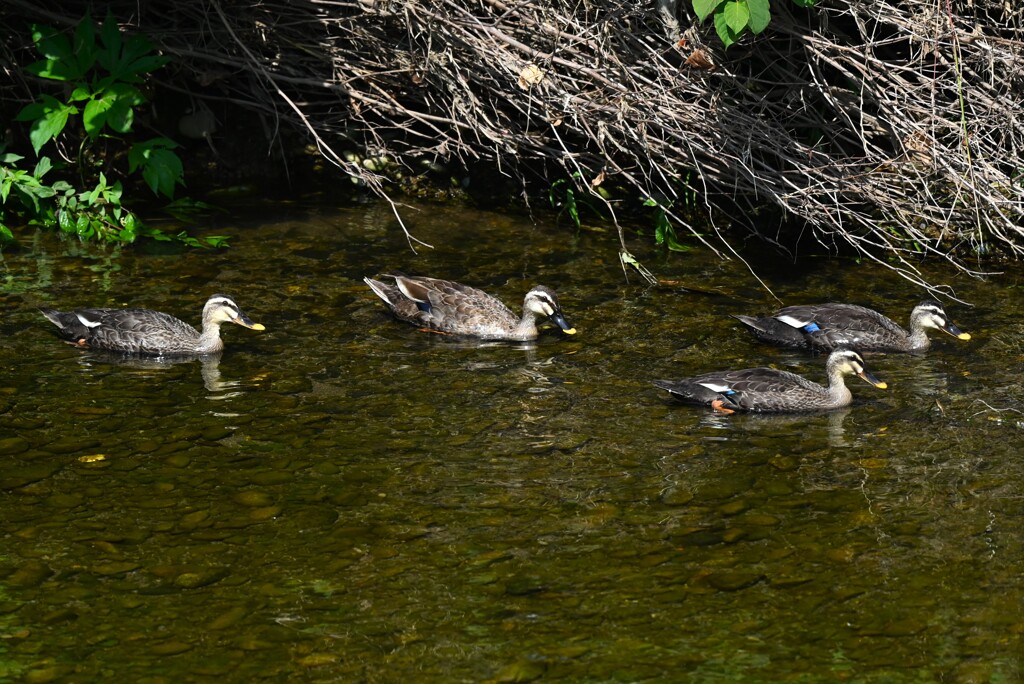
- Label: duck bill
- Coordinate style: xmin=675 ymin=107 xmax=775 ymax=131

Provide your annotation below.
xmin=857 ymin=370 xmax=887 ymax=390
xmin=551 ymin=312 xmax=577 ymax=335
xmin=944 ymin=321 xmax=971 ymax=340
xmin=234 ymin=312 xmax=266 ymax=331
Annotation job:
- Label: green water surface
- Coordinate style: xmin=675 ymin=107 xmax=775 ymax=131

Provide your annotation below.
xmin=1 ymin=201 xmax=1022 ymax=682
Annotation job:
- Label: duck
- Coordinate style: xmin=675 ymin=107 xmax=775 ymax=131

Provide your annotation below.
xmin=733 ymin=300 xmax=970 ymax=352
xmin=39 ymin=294 xmax=265 ymax=355
xmin=364 ymin=274 xmax=576 ymax=341
xmin=653 ymin=349 xmax=887 ymax=413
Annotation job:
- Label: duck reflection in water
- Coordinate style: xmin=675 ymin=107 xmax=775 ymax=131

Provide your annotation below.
xmin=694 ymin=407 xmax=856 ymax=449
xmin=75 ymin=351 xmax=242 ymax=395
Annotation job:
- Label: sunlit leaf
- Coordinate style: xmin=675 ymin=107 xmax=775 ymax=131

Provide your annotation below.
xmin=693 ymin=0 xmax=722 ymax=22
xmin=58 ymin=209 xmax=75 ymax=233
xmin=723 ymin=1 xmax=750 ymax=33
xmin=83 ymin=97 xmax=111 ymax=138
xmin=747 ymin=0 xmax=771 ymax=33
xmin=33 ymin=156 xmax=52 ymax=178
xmin=75 ymin=214 xmax=91 ymax=237
xmin=17 ymin=96 xmax=76 ymax=154
xmin=713 ymin=10 xmax=740 ymax=48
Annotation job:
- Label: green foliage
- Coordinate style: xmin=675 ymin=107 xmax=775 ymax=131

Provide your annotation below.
xmin=0 ymin=147 xmax=225 ymax=248
xmin=2 ymin=13 xmax=220 ymax=249
xmin=694 ymin=0 xmax=816 ymax=49
xmin=548 ymin=173 xmax=605 ymax=228
xmin=549 ymin=178 xmax=581 ymax=228
xmin=644 ymin=197 xmax=691 ymax=252
xmin=129 ymin=138 xmax=184 ymax=199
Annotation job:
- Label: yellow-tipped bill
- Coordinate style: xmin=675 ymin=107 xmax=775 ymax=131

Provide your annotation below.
xmin=234 ymin=312 xmax=265 ymax=331
xmin=858 ymin=369 xmax=887 ymax=390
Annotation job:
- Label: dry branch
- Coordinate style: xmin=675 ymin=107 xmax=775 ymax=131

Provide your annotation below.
xmin=4 ymin=0 xmax=1024 ymax=293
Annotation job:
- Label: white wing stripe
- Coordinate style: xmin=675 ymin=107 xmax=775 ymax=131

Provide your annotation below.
xmin=75 ymin=314 xmax=102 ymax=328
xmin=776 ymin=314 xmax=809 ymax=328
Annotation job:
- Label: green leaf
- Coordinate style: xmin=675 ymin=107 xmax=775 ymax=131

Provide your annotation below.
xmin=27 ymin=24 xmax=89 ymax=81
xmin=69 ymin=84 xmax=93 ymax=102
xmin=106 ymin=97 xmax=135 ymax=134
xmin=14 ymin=101 xmax=44 ymax=123
xmin=116 ymin=35 xmax=169 ymax=80
xmin=72 ymin=16 xmax=98 ymax=72
xmin=0 ymin=223 xmax=14 ymax=244
xmin=76 ymin=215 xmax=94 ymax=238
xmin=58 ymin=209 xmax=75 ymax=233
xmin=83 ymin=97 xmax=112 ymax=138
xmin=723 ymin=1 xmax=751 ymax=33
xmin=104 ymin=180 xmax=124 ymax=205
xmin=34 ymin=185 xmax=57 ymax=200
xmin=130 ymin=141 xmax=184 ymax=198
xmin=31 ymin=24 xmax=72 ymax=62
xmin=121 ymin=211 xmax=140 ymax=232
xmin=14 ymin=185 xmax=41 ymax=213
xmin=204 ymin=235 xmax=232 ymax=248
xmin=97 ymin=12 xmax=122 ymax=74
xmin=18 ymin=96 xmax=77 ymax=154
xmin=693 ymin=0 xmax=723 ymax=22
xmin=713 ymin=10 xmax=740 ymax=48
xmin=105 ymin=83 xmax=145 ymax=132
xmin=33 ymin=156 xmax=53 ymax=178
xmin=748 ymin=0 xmax=771 ymax=33
xmin=142 ymin=226 xmax=173 ymax=242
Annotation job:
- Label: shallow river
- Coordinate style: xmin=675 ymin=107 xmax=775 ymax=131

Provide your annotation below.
xmin=2 ymin=200 xmax=1022 ymax=682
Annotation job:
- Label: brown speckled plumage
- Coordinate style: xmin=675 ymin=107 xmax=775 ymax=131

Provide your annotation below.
xmin=364 ymin=274 xmax=576 ymax=341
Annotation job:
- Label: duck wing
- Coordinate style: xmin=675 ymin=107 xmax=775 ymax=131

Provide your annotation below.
xmin=394 ymin=276 xmax=517 ymax=333
xmin=656 ymin=367 xmax=822 ymax=412
xmin=41 ymin=307 xmax=199 ymax=354
xmin=773 ymin=303 xmax=908 ymax=351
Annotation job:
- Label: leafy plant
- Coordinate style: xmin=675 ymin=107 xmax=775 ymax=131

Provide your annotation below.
xmin=0 ymin=147 xmax=225 ymax=248
xmin=1 ymin=13 xmax=222 ymax=248
xmin=644 ymin=197 xmax=691 ymax=252
xmin=548 ymin=172 xmax=606 ymax=229
xmin=694 ymin=0 xmax=817 ymax=49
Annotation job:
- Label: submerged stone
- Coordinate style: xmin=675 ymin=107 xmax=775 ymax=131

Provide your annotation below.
xmin=705 ymin=572 xmax=765 ymax=592
xmin=494 ymin=659 xmax=546 ymax=682
xmin=234 ymin=490 xmax=274 ymax=507
xmin=173 ymin=567 xmax=230 ymax=589
xmin=7 ymin=560 xmax=53 ymax=588
xmin=150 ymin=640 xmax=193 ymax=656
xmin=0 ymin=436 xmax=30 ymax=455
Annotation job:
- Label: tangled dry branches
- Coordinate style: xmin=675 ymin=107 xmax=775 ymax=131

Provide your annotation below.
xmin=5 ymin=0 xmax=1024 ymax=292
